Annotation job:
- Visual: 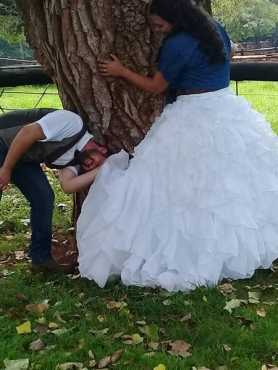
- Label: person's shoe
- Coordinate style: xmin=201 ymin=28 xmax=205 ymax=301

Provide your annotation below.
xmin=31 ymin=257 xmax=76 ymax=274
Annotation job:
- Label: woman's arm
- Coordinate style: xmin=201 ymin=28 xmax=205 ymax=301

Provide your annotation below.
xmin=58 ymin=167 xmax=99 ymax=194
xmin=98 ymin=55 xmax=168 ymax=94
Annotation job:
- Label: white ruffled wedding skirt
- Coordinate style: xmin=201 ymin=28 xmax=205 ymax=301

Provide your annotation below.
xmin=77 ymin=88 xmax=278 ymax=291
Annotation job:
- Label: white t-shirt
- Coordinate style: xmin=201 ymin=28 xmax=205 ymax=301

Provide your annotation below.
xmin=36 ymin=109 xmax=93 ymax=166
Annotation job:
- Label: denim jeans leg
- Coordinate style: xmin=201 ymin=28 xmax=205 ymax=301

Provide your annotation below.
xmin=11 ymin=162 xmax=55 ymax=264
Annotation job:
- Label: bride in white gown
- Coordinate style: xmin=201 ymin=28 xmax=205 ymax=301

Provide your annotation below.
xmin=76 ymin=0 xmax=278 ymax=291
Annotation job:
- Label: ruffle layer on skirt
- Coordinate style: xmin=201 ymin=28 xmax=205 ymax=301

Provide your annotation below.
xmin=77 ymin=88 xmax=278 ymax=291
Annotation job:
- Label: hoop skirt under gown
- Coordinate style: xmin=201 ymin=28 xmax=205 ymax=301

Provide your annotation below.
xmin=77 ymin=88 xmax=278 ymax=291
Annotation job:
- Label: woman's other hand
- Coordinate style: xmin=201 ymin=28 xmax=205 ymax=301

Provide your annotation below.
xmin=98 ymin=54 xmax=125 ymax=77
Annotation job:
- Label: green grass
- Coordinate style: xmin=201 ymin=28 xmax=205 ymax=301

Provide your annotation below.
xmin=231 ymin=81 xmax=278 ymax=133
xmin=0 ymin=82 xmax=277 ymax=132
xmin=0 ymin=169 xmax=72 ymax=254
xmin=0 ymin=85 xmax=62 ymax=111
xmin=0 ymin=83 xmax=278 ymax=370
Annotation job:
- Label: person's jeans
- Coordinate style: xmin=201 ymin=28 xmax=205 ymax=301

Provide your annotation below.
xmin=0 ymin=138 xmax=54 ymax=263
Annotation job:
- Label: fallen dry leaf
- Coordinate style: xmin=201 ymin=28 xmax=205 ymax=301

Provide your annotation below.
xmin=106 ymin=301 xmax=127 ymax=311
xmin=97 ymin=315 xmax=106 ymax=323
xmin=148 ymin=342 xmax=159 ymax=351
xmin=140 ymin=324 xmax=159 ymax=342
xmin=98 ymin=356 xmax=111 ymax=369
xmin=162 ymin=299 xmax=172 ymax=306
xmin=218 ymin=283 xmax=236 ymax=295
xmin=168 ymin=340 xmax=192 ymax=358
xmin=57 ymin=203 xmax=67 ymax=211
xmin=97 ymin=350 xmax=123 ymax=369
xmin=248 ymin=291 xmax=261 ymax=304
xmin=113 ymin=331 xmax=124 ymax=339
xmin=88 ymin=350 xmax=95 ymax=359
xmin=90 ymin=328 xmax=109 ymax=336
xmin=16 ymin=293 xmax=28 ymax=302
xmin=180 ymin=313 xmax=192 ymax=322
xmin=224 ymin=299 xmax=243 ymax=313
xmin=48 ymin=322 xmax=60 ymax=329
xmin=51 ymin=328 xmax=68 ymax=336
xmin=56 ymin=363 xmax=84 ymax=370
xmin=16 ymin=321 xmax=32 ymax=335
xmin=154 ymin=365 xmax=166 ymax=370
xmin=53 ymin=311 xmax=67 ymax=324
xmin=1 ymin=269 xmax=15 ymax=278
xmin=36 ymin=317 xmax=47 ymax=325
xmin=122 ymin=333 xmax=144 ymax=345
xmin=256 ymin=308 xmax=267 ymax=318
xmin=29 ymin=339 xmax=45 ymax=352
xmin=14 ymin=250 xmax=26 ymax=260
xmin=4 ymin=359 xmax=29 ymax=370
xmin=223 ymin=344 xmax=232 ymax=352
xmin=89 ymin=359 xmax=97 ymax=368
xmin=136 ymin=320 xmax=147 ymax=326
xmin=26 ymin=303 xmax=49 ymax=315
xmin=110 ymin=349 xmax=124 ymax=363
xmin=263 ymin=301 xmax=277 ymax=306
xmin=33 ymin=323 xmax=48 ymax=335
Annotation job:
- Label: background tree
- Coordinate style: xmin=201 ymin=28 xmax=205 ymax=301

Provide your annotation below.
xmin=0 ymin=0 xmax=17 ymax=16
xmin=0 ymin=0 xmax=32 ymax=58
xmin=0 ymin=0 xmax=22 ymax=42
xmin=213 ymin=0 xmax=278 ymax=42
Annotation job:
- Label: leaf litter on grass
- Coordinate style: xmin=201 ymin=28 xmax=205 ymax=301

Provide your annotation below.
xmin=3 ymin=359 xmax=29 ymax=370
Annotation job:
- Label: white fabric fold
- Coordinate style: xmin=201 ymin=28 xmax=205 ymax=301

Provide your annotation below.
xmin=77 ymin=88 xmax=278 ymax=291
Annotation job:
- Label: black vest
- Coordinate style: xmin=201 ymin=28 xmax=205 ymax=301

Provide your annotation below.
xmin=0 ymin=109 xmax=87 ymax=169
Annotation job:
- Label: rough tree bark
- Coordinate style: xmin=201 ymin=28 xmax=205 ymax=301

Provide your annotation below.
xmin=16 ymin=0 xmax=164 ymax=153
xmin=16 ymin=0 xmax=211 ymax=152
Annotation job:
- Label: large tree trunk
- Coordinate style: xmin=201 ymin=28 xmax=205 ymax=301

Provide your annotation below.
xmin=16 ymin=0 xmax=164 ymax=153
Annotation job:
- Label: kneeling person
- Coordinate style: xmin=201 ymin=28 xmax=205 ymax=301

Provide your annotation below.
xmin=0 ymin=108 xmax=107 ymax=272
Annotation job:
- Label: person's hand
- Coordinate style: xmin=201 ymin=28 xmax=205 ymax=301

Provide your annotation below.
xmin=0 ymin=166 xmax=11 ymax=191
xmin=98 ymin=54 xmax=125 ymax=77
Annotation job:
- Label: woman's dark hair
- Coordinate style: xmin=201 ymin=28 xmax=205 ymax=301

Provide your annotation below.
xmin=150 ymin=0 xmax=226 ymax=64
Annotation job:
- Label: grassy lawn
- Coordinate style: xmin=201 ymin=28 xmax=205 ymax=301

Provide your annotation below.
xmin=232 ymin=81 xmax=278 ymax=133
xmin=0 ymin=85 xmax=62 ymax=111
xmin=0 ymin=83 xmax=278 ymax=370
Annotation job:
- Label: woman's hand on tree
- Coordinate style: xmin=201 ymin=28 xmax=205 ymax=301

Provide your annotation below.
xmin=98 ymin=55 xmax=125 ymax=77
